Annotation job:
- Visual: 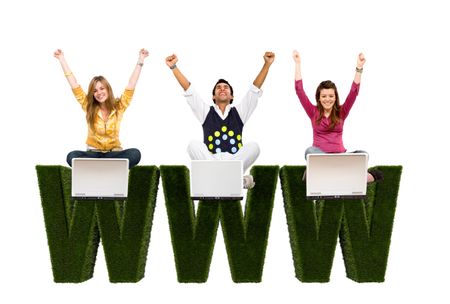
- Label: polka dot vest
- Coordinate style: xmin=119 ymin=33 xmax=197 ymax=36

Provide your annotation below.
xmin=202 ymin=107 xmax=244 ymax=154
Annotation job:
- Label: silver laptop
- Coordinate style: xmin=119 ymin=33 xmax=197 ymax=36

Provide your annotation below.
xmin=306 ymin=153 xmax=368 ymax=199
xmin=190 ymin=160 xmax=243 ymax=200
xmin=71 ymin=158 xmax=129 ymax=200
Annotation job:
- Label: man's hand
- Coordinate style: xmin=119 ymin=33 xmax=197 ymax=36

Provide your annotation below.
xmin=264 ymin=51 xmax=275 ymax=65
xmin=165 ymin=54 xmax=178 ymax=68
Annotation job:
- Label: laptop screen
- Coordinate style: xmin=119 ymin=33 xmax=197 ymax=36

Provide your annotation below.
xmin=71 ymin=158 xmax=129 ymax=200
xmin=190 ymin=160 xmax=243 ymax=200
xmin=306 ymin=153 xmax=368 ymax=199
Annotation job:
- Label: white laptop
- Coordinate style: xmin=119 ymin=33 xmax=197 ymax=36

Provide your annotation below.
xmin=306 ymin=153 xmax=368 ymax=200
xmin=190 ymin=160 xmax=243 ymax=200
xmin=71 ymin=158 xmax=129 ymax=200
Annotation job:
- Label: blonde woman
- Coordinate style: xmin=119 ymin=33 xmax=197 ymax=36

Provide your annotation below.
xmin=54 ymin=49 xmax=149 ymax=168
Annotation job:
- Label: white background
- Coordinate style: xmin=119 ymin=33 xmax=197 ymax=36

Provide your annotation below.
xmin=1 ymin=0 xmax=449 ymax=303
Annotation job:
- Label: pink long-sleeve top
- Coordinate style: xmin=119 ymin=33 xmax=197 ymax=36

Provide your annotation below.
xmin=295 ymin=79 xmax=360 ymax=153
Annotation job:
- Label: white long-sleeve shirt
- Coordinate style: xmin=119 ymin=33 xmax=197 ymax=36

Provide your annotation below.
xmin=183 ymin=84 xmax=263 ymax=124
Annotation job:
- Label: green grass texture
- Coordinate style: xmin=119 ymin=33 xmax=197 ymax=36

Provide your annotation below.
xmin=36 ymin=165 xmax=159 ymax=283
xmin=279 ymin=166 xmax=402 ymax=282
xmin=160 ymin=165 xmax=279 ymax=283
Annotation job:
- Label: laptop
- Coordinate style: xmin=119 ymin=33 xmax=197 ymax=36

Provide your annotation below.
xmin=306 ymin=153 xmax=368 ymax=200
xmin=71 ymin=158 xmax=129 ymax=200
xmin=190 ymin=160 xmax=243 ymax=200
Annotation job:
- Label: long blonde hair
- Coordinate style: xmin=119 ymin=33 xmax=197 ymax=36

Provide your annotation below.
xmin=86 ymin=76 xmax=117 ymax=131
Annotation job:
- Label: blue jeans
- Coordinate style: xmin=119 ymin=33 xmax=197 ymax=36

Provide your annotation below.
xmin=66 ymin=148 xmax=141 ymax=169
xmin=304 ymin=146 xmax=368 ymax=160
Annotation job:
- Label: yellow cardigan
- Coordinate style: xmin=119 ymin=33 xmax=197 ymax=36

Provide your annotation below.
xmin=72 ymin=86 xmax=134 ymax=151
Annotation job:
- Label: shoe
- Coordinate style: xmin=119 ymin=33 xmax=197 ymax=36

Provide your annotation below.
xmin=368 ymin=169 xmax=384 ymax=182
xmin=243 ymin=175 xmax=255 ymax=189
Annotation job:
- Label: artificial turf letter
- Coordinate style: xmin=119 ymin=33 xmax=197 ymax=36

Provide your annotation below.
xmin=220 ymin=166 xmax=279 ymax=282
xmin=160 ymin=165 xmax=220 ymax=283
xmin=160 ymin=165 xmax=279 ymax=283
xmin=95 ymin=166 xmax=159 ymax=282
xmin=279 ymin=166 xmax=402 ymax=283
xmin=280 ymin=166 xmax=344 ymax=282
xmin=36 ymin=165 xmax=159 ymax=283
xmin=339 ymin=166 xmax=402 ymax=282
xmin=36 ymin=166 xmax=98 ymax=283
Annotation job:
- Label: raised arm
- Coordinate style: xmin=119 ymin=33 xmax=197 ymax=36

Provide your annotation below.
xmin=292 ymin=50 xmax=315 ymax=118
xmin=126 ymin=48 xmax=149 ymax=90
xmin=166 ymin=54 xmax=190 ymax=91
xmin=353 ymin=53 xmax=366 ymax=84
xmin=293 ymin=50 xmax=302 ymax=80
xmin=253 ymin=51 xmax=275 ymax=89
xmin=54 ymin=49 xmax=80 ymax=89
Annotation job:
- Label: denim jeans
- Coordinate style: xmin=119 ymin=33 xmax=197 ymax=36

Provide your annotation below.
xmin=66 ymin=148 xmax=141 ymax=169
xmin=304 ymin=146 xmax=368 ymax=160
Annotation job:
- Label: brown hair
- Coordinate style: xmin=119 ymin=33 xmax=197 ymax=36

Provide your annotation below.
xmin=86 ymin=76 xmax=117 ymax=131
xmin=315 ymin=80 xmax=341 ymax=129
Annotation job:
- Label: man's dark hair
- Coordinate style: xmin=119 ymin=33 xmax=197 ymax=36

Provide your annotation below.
xmin=212 ymin=79 xmax=234 ymax=103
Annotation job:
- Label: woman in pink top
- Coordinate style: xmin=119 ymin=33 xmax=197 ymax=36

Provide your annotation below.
xmin=293 ymin=51 xmax=382 ymax=183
